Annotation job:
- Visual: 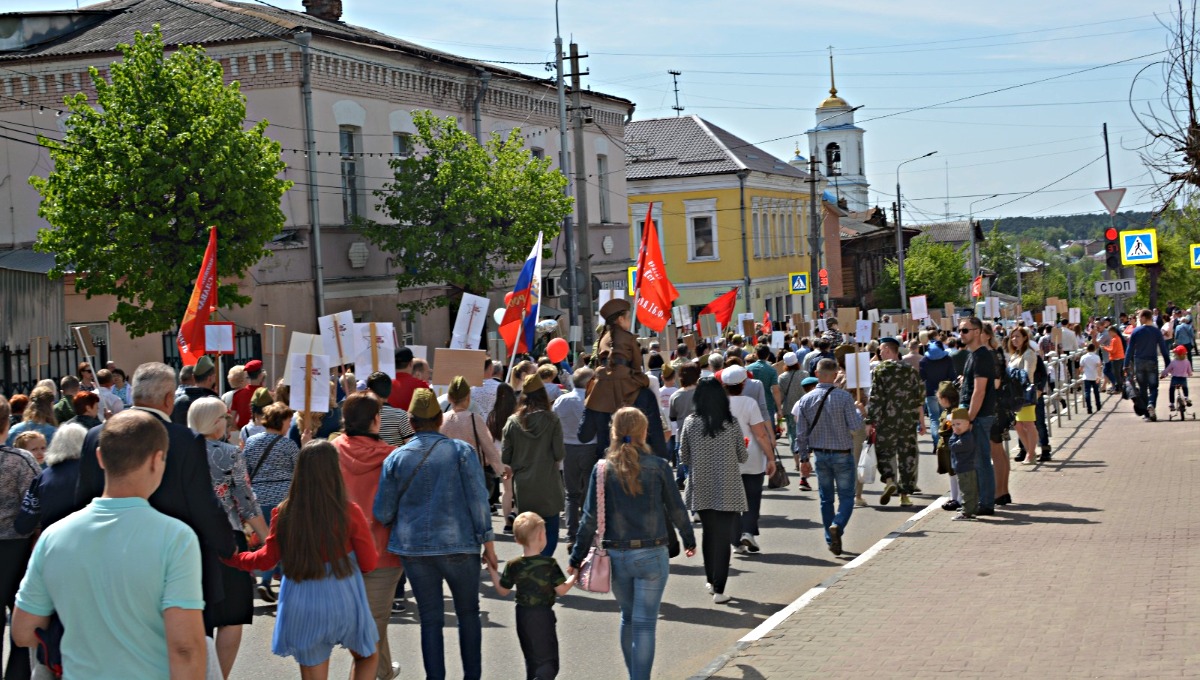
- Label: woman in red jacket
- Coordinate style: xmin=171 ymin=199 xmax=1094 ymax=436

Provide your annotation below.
xmin=333 ymin=393 xmax=405 ymax=680
xmin=226 ymin=440 xmax=379 ymax=680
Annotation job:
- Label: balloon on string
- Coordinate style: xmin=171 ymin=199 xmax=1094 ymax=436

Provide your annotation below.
xmin=546 ymin=337 xmax=568 ymax=363
xmin=493 ymin=308 xmax=506 ymax=325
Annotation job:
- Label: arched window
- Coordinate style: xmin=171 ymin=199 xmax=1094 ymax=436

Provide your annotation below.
xmin=825 ymin=142 xmax=842 ymax=176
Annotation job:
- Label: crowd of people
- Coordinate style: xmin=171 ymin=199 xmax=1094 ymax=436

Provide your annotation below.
xmin=0 ymin=300 xmax=1190 ymax=679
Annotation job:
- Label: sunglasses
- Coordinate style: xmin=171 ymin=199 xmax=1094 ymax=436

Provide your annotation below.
xmin=957 ymin=327 xmax=975 ymax=334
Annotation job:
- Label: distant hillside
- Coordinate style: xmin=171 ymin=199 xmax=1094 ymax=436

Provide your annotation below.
xmin=988 ymin=211 xmax=1156 ymax=245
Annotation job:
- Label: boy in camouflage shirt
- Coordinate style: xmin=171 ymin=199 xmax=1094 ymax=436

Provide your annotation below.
xmin=488 ymin=512 xmax=577 ymax=679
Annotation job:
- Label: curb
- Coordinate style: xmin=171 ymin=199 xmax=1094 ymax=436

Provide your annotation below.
xmin=688 ymin=495 xmax=948 ymax=680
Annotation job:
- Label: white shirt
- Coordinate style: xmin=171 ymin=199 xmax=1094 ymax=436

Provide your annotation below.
xmin=1080 ymin=353 xmax=1103 ymax=381
xmin=96 ymin=385 xmax=124 ymax=422
xmin=1060 ymin=328 xmax=1079 ymax=352
xmin=729 ymin=394 xmax=767 ymax=475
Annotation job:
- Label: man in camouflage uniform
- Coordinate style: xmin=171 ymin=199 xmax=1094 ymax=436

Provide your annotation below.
xmin=865 ymin=337 xmax=927 ymax=507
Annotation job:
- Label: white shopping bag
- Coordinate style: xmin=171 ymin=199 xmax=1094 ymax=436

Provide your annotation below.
xmin=858 ymin=443 xmax=877 ymax=485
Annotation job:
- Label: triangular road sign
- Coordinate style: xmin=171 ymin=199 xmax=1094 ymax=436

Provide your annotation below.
xmin=1095 ymin=188 xmax=1126 ymax=216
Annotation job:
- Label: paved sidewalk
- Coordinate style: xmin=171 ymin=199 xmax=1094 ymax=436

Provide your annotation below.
xmin=701 ymin=384 xmax=1200 ymax=679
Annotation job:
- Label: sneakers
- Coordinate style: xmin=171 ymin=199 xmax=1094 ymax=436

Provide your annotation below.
xmin=1038 ymin=452 xmax=1052 ymax=462
xmin=942 ymin=499 xmax=961 ymax=511
xmin=691 ymin=512 xmax=701 ymax=524
xmin=880 ymin=482 xmax=898 ymax=505
xmin=828 ymin=524 xmax=842 ymax=555
xmin=1149 ymin=407 xmax=1157 ymax=422
xmin=952 ymin=512 xmax=976 ymax=521
xmin=734 ymin=544 xmax=748 ymax=555
xmin=388 ymin=662 xmax=402 ymax=680
xmin=706 ymin=582 xmax=714 ymax=594
xmin=1169 ymin=403 xmax=1176 ymax=411
xmin=741 ymin=533 xmax=761 ymax=553
xmin=256 ymin=584 xmax=276 ymax=603
xmin=1014 ymin=450 xmax=1027 ymax=462
xmin=798 ymin=478 xmax=813 ymax=491
xmin=854 ymin=496 xmax=868 ymax=508
xmin=713 ymin=592 xmax=732 ymax=604
xmin=899 ymin=494 xmax=913 ymax=507
xmin=391 ymin=598 xmax=407 ymax=614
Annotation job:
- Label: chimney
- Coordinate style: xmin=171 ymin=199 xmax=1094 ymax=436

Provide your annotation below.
xmin=303 ymin=0 xmax=342 ymax=22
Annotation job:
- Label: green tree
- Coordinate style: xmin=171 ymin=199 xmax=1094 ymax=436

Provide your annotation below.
xmin=979 ymin=224 xmax=1018 ymax=294
xmin=360 ymin=110 xmax=572 ymax=315
xmin=875 ymin=236 xmax=971 ymax=308
xmin=32 ymin=27 xmax=290 ymax=337
xmin=1133 ymin=200 xmax=1200 ymax=309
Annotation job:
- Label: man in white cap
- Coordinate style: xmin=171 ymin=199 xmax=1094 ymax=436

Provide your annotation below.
xmin=721 ymin=365 xmax=777 ymax=554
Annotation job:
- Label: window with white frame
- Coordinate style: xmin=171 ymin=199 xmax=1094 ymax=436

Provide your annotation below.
xmin=683 ymin=198 xmax=718 ymax=261
xmin=752 ymin=211 xmax=761 ymax=258
xmin=787 ymin=211 xmax=795 ymax=255
xmin=340 ymin=125 xmax=363 ymax=222
xmin=597 ymin=154 xmax=611 ymax=222
xmin=765 ymin=210 xmax=774 ymax=258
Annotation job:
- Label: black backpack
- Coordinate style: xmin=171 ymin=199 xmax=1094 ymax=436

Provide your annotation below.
xmin=997 ymin=365 xmax=1031 ymax=414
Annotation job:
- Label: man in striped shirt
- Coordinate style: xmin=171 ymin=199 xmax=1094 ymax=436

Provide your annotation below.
xmin=791 ymin=358 xmax=865 ymax=556
xmin=368 ymin=372 xmax=414 ymax=447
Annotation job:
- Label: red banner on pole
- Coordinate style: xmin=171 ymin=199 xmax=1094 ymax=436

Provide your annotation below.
xmin=634 ymin=204 xmax=678 ymax=333
xmin=971 ymin=275 xmax=983 ymax=299
xmin=178 ymin=227 xmax=219 ymax=366
xmin=699 ymin=288 xmax=739 ymax=331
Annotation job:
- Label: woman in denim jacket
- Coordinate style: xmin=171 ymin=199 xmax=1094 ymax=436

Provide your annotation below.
xmin=373 ymin=389 xmax=497 ymax=680
xmin=568 ymin=407 xmax=696 ymax=680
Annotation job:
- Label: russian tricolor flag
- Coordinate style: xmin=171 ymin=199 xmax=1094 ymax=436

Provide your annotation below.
xmin=499 ymin=232 xmax=543 ymax=355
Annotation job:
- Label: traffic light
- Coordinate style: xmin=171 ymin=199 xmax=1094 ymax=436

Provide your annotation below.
xmin=1105 ymin=226 xmax=1120 ymax=269
xmin=818 ymin=300 xmax=826 ymax=312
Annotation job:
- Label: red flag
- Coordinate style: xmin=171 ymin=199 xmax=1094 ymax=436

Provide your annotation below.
xmin=177 ymin=227 xmax=219 ymax=366
xmin=634 ymin=204 xmax=678 ymax=333
xmin=698 ymin=288 xmax=739 ymax=331
xmin=763 ymin=311 xmax=773 ymax=335
xmin=971 ymin=275 xmax=983 ymax=298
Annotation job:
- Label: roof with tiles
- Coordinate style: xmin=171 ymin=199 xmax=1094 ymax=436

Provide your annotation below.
xmin=625 ymin=115 xmax=810 ymax=181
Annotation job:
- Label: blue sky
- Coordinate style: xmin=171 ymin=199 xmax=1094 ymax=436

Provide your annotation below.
xmin=16 ymin=0 xmax=1180 ymax=221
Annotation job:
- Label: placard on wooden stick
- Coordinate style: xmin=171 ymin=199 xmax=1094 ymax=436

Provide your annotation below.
xmin=836 ymin=307 xmax=858 ymax=332
xmin=741 ymin=319 xmax=756 ymax=340
xmin=431 ymin=348 xmax=488 ymax=391
xmin=30 ymin=337 xmax=48 ymax=380
xmin=699 ymin=314 xmax=719 ymax=340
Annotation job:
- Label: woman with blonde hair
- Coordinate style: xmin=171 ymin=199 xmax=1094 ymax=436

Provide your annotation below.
xmin=568 ymin=407 xmax=696 ymax=680
xmin=1007 ymin=328 xmax=1040 ymax=467
xmin=6 ymin=386 xmax=57 ymax=447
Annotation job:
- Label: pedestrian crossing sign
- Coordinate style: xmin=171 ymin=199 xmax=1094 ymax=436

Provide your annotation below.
xmin=1119 ymin=229 xmax=1158 ymax=265
xmin=1192 ymin=244 xmax=1200 ymax=269
xmin=789 ymin=272 xmax=810 ymax=295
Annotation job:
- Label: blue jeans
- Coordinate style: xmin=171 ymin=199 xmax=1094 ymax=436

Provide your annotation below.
xmin=1135 ymin=359 xmax=1160 ymax=410
xmin=814 ymin=451 xmax=856 ymax=544
xmin=403 ymin=553 xmax=483 ymax=680
xmin=971 ymin=415 xmax=996 ymax=511
xmin=609 ymin=546 xmax=669 ymax=680
xmin=924 ymin=396 xmax=942 ymax=450
xmin=1084 ymin=380 xmax=1101 ymax=411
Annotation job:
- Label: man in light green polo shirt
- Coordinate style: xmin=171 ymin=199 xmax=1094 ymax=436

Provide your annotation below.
xmin=13 ymin=410 xmax=207 ymax=679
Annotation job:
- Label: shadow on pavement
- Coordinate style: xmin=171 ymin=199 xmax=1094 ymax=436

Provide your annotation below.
xmin=982 ymin=511 xmax=1100 ymax=526
xmin=714 ymin=663 xmax=768 ymax=680
xmin=734 ymin=552 xmax=842 ymax=567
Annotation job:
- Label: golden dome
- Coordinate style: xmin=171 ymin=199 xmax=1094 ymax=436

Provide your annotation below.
xmin=819 ymin=92 xmax=849 ymax=109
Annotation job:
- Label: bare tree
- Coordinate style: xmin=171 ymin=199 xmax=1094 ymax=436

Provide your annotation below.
xmin=1132 ymin=0 xmax=1200 ymax=208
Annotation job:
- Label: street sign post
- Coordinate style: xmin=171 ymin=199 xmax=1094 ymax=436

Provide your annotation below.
xmin=1094 ymin=278 xmax=1137 ymax=297
xmin=788 ymin=271 xmax=810 ymax=295
xmin=1119 ymin=229 xmax=1158 ymax=266
xmin=1095 ymin=188 xmax=1126 ymax=216
xmin=1191 ymin=244 xmax=1200 ymax=270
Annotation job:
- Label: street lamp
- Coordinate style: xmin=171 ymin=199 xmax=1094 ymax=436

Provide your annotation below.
xmin=806 ymin=105 xmax=864 ymax=316
xmin=967 ymin=193 xmax=998 ymax=280
xmin=894 ymin=150 xmax=937 ymax=312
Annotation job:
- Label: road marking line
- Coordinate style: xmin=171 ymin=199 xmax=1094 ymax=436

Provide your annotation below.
xmin=737 ymin=495 xmax=947 ymax=645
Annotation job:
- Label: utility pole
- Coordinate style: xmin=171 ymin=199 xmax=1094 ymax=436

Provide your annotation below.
xmin=1016 ymin=241 xmax=1023 ymax=301
xmin=569 ymin=42 xmax=595 ymax=346
xmin=808 ymin=157 xmax=824 ymax=317
xmin=553 ymin=7 xmax=578 ymax=351
xmin=296 ymin=32 xmax=324 ymax=319
xmin=737 ymin=170 xmax=752 ymax=314
xmin=669 ymin=70 xmax=684 ymax=116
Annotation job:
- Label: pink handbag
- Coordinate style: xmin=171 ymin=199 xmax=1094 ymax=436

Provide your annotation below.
xmin=577 ymin=460 xmax=611 ymax=593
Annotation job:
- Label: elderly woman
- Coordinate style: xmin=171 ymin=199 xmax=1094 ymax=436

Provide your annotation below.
xmin=6 ymin=386 xmax=57 ymax=447
xmin=15 ymin=423 xmax=87 ymax=534
xmin=374 ymin=389 xmax=496 ymax=680
xmin=441 ymin=376 xmax=507 ymax=480
xmin=188 ymin=396 xmax=269 ymax=679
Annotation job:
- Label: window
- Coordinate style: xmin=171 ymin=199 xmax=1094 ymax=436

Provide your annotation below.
xmin=787 ymin=211 xmax=795 ymax=255
xmin=340 ymin=125 xmax=363 ymax=221
xmin=393 ymin=132 xmax=412 ymax=157
xmin=825 ymin=142 xmax=842 ymax=176
xmin=684 ymin=198 xmax=718 ymax=261
xmin=399 ymin=311 xmax=416 ymax=346
xmin=597 ymin=155 xmax=611 ymax=222
xmin=630 ymin=203 xmax=664 ymax=262
xmin=752 ymin=211 xmax=761 ymax=258
xmin=531 ymin=147 xmax=545 ymax=160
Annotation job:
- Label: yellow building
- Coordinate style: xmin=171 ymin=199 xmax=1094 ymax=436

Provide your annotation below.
xmin=624 ymin=115 xmax=821 ymax=323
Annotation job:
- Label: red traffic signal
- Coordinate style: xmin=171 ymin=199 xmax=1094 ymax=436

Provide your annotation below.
xmin=1105 ymin=227 xmax=1118 ymax=241
xmin=818 ymin=268 xmax=829 ymax=286
xmin=818 ymin=300 xmax=826 ymax=311
xmin=1104 ymin=227 xmax=1120 ymax=269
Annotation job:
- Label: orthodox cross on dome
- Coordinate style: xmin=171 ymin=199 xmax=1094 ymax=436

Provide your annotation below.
xmin=828 ymin=46 xmax=837 ymax=98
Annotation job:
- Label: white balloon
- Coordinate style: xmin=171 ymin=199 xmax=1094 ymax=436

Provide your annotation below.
xmin=493 ymin=308 xmax=506 ymax=325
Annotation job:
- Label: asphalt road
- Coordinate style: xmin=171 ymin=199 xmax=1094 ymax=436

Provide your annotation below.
xmin=225 ymin=438 xmax=951 ymax=680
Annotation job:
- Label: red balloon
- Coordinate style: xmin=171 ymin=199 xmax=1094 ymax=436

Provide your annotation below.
xmin=504 ymin=291 xmax=514 ymax=305
xmin=546 ymin=337 xmax=569 ymax=363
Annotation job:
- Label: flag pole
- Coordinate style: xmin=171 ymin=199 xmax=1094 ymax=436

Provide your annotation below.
xmin=505 ymin=306 xmax=526 ymax=384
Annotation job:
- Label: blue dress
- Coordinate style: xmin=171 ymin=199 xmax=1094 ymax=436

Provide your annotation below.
xmin=273 ymin=552 xmax=378 ymax=666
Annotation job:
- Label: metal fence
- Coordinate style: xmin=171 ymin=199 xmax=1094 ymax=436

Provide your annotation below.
xmin=1 ymin=341 xmax=109 ymax=397
xmin=160 ymin=329 xmax=262 ymax=371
